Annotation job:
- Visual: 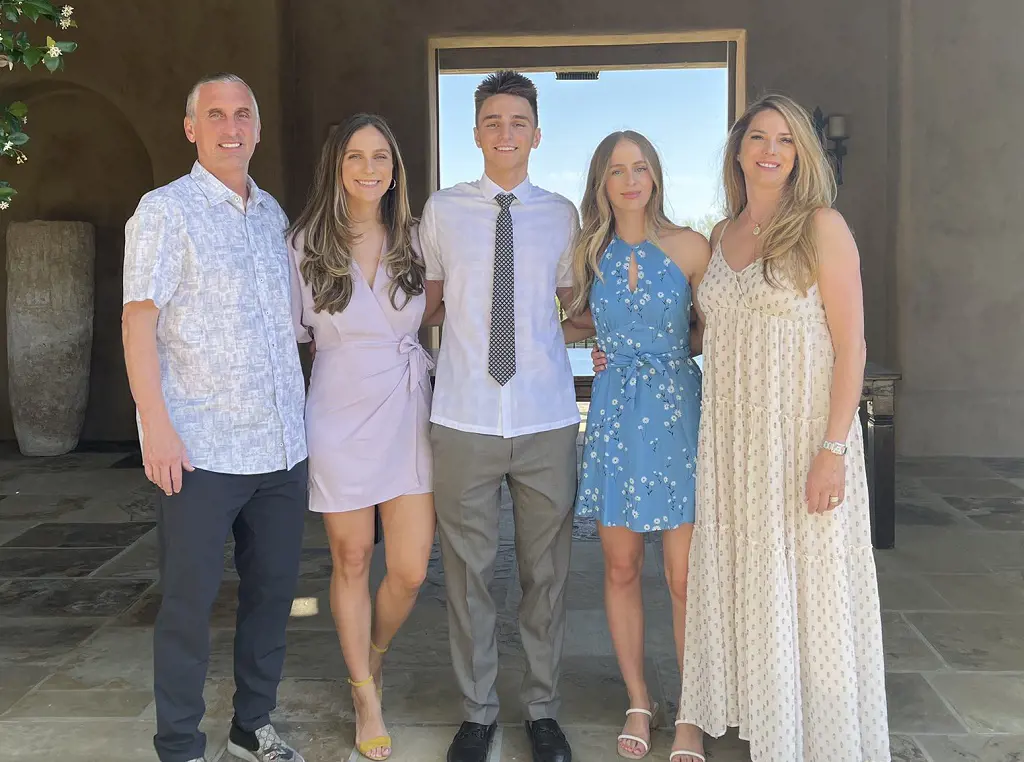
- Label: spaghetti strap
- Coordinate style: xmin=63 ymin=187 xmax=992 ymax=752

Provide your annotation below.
xmin=711 ymin=217 xmax=732 ymax=251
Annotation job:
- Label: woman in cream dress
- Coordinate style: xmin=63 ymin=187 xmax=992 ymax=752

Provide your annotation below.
xmin=674 ymin=94 xmax=890 ymax=762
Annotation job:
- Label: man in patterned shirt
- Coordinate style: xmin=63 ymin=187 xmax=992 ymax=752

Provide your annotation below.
xmin=122 ymin=73 xmax=308 ymax=762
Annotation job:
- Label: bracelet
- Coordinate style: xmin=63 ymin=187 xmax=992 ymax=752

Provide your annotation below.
xmin=821 ymin=440 xmax=848 ymax=456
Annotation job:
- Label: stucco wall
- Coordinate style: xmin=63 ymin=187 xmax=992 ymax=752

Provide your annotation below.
xmin=3 ymin=0 xmax=1021 ymax=455
xmin=0 ymin=0 xmax=288 ymax=440
xmin=894 ymin=0 xmax=1024 ymax=454
xmin=286 ymin=0 xmax=895 ymax=370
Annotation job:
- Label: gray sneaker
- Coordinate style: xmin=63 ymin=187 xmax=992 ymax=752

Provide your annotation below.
xmin=226 ymin=722 xmax=305 ymax=762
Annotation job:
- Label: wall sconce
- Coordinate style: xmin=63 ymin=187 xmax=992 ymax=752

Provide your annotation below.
xmin=812 ymin=107 xmax=848 ymax=186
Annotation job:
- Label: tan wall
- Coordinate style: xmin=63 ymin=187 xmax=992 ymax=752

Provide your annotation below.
xmin=894 ymin=0 xmax=1024 ymax=455
xmin=7 ymin=0 xmax=1021 ymax=456
xmin=0 ymin=0 xmax=288 ymax=440
xmin=286 ymin=0 xmax=896 ymax=372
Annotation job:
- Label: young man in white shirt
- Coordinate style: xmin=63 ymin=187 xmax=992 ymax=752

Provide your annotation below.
xmin=420 ymin=71 xmax=580 ymax=762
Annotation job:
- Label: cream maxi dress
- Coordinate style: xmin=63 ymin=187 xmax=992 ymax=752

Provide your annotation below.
xmin=678 ymin=232 xmax=890 ymax=762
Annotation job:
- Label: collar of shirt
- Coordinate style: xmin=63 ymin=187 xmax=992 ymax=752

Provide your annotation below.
xmin=478 ymin=173 xmax=533 ymax=205
xmin=189 ymin=160 xmax=265 ymax=211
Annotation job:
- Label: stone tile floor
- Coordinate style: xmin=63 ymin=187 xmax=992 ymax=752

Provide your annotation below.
xmin=0 ymin=444 xmax=1022 ymax=761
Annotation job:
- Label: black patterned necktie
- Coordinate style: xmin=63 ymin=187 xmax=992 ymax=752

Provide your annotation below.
xmin=488 ymin=193 xmax=516 ymax=386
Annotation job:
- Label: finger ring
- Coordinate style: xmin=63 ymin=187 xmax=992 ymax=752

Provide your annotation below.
xmin=829 ymin=495 xmax=840 ymax=503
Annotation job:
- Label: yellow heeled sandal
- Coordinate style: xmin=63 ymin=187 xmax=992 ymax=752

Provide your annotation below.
xmin=370 ymin=640 xmax=389 ymax=703
xmin=348 ymin=675 xmax=392 ymax=761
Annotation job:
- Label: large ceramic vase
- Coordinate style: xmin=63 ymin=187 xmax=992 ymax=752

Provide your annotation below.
xmin=6 ymin=220 xmax=95 ymax=456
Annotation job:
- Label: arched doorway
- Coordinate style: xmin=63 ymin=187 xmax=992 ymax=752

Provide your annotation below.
xmin=1 ymin=82 xmax=154 ymax=442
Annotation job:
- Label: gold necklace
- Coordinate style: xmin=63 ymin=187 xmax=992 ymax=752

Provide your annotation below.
xmin=747 ymin=209 xmax=763 ymax=236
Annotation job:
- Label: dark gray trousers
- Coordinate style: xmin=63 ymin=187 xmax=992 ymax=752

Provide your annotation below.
xmin=152 ymin=461 xmax=307 ymax=762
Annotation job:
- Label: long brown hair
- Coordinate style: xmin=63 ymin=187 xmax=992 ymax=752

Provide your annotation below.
xmin=288 ymin=113 xmax=423 ymax=313
xmin=723 ymin=93 xmax=837 ymax=293
xmin=568 ymin=130 xmax=681 ymax=316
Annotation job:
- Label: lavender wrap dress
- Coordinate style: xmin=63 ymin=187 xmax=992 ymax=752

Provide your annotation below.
xmin=289 ymin=232 xmax=433 ymax=513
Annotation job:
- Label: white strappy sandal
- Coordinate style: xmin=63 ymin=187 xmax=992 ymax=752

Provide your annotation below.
xmin=667 ymin=718 xmax=706 ymax=761
xmin=617 ymin=703 xmax=659 ymax=759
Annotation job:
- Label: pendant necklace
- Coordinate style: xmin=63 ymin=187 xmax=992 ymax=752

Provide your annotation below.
xmin=748 ymin=209 xmax=763 ymax=236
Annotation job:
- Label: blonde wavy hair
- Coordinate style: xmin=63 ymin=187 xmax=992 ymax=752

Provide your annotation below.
xmin=288 ymin=114 xmax=423 ymax=314
xmin=568 ymin=131 xmax=682 ymax=316
xmin=723 ymin=93 xmax=837 ymax=293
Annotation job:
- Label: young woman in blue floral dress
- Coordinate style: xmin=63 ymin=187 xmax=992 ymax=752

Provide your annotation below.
xmin=562 ymin=131 xmax=711 ymax=760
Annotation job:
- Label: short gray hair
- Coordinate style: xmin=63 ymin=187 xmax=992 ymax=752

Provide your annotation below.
xmin=185 ymin=73 xmax=260 ymax=123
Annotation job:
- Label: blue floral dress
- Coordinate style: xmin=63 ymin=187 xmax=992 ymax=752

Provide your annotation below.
xmin=575 ymin=235 xmax=702 ymax=531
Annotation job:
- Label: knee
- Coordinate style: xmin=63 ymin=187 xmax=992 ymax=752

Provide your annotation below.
xmin=605 ymin=555 xmax=643 ymax=589
xmin=331 ymin=543 xmax=373 ymax=582
xmin=388 ymin=561 xmax=427 ymax=596
xmin=664 ymin=564 xmax=689 ymax=602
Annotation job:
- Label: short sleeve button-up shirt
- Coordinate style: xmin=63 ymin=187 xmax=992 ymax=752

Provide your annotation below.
xmin=122 ymin=161 xmax=307 ymax=475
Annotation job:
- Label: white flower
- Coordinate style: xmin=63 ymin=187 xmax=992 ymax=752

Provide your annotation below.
xmin=48 ymin=46 xmax=61 ymax=58
xmin=62 ymin=5 xmax=74 ymax=17
xmin=3 ymin=141 xmax=12 ymax=152
xmin=16 ymin=155 xmax=26 ymax=164
xmin=0 ymin=201 xmax=9 ymax=210
xmin=59 ymin=17 xmax=70 ymax=29
xmin=20 ymin=116 xmax=27 ymax=124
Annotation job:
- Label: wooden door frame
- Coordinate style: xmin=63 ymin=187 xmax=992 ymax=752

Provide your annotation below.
xmin=425 ymin=30 xmax=748 ymax=194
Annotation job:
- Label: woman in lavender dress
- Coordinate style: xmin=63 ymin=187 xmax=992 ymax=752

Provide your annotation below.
xmin=287 ymin=114 xmax=443 ymax=761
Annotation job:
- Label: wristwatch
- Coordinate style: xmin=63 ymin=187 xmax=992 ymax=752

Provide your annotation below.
xmin=821 ymin=440 xmax=848 ymax=456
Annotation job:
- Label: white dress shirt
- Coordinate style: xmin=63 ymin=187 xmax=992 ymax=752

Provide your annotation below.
xmin=419 ymin=173 xmax=581 ymax=438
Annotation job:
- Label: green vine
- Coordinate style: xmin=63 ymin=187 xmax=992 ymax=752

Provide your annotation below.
xmin=0 ymin=1 xmax=78 ymax=209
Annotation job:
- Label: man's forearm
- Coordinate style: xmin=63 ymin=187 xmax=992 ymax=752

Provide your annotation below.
xmin=423 ymin=302 xmax=445 ymax=327
xmin=121 ymin=304 xmax=171 ymax=428
xmin=561 ymin=319 xmax=595 ymax=344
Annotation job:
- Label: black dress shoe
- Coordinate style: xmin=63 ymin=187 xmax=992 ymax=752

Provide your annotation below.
xmin=525 ymin=718 xmax=572 ymax=762
xmin=447 ymin=721 xmax=497 ymax=762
